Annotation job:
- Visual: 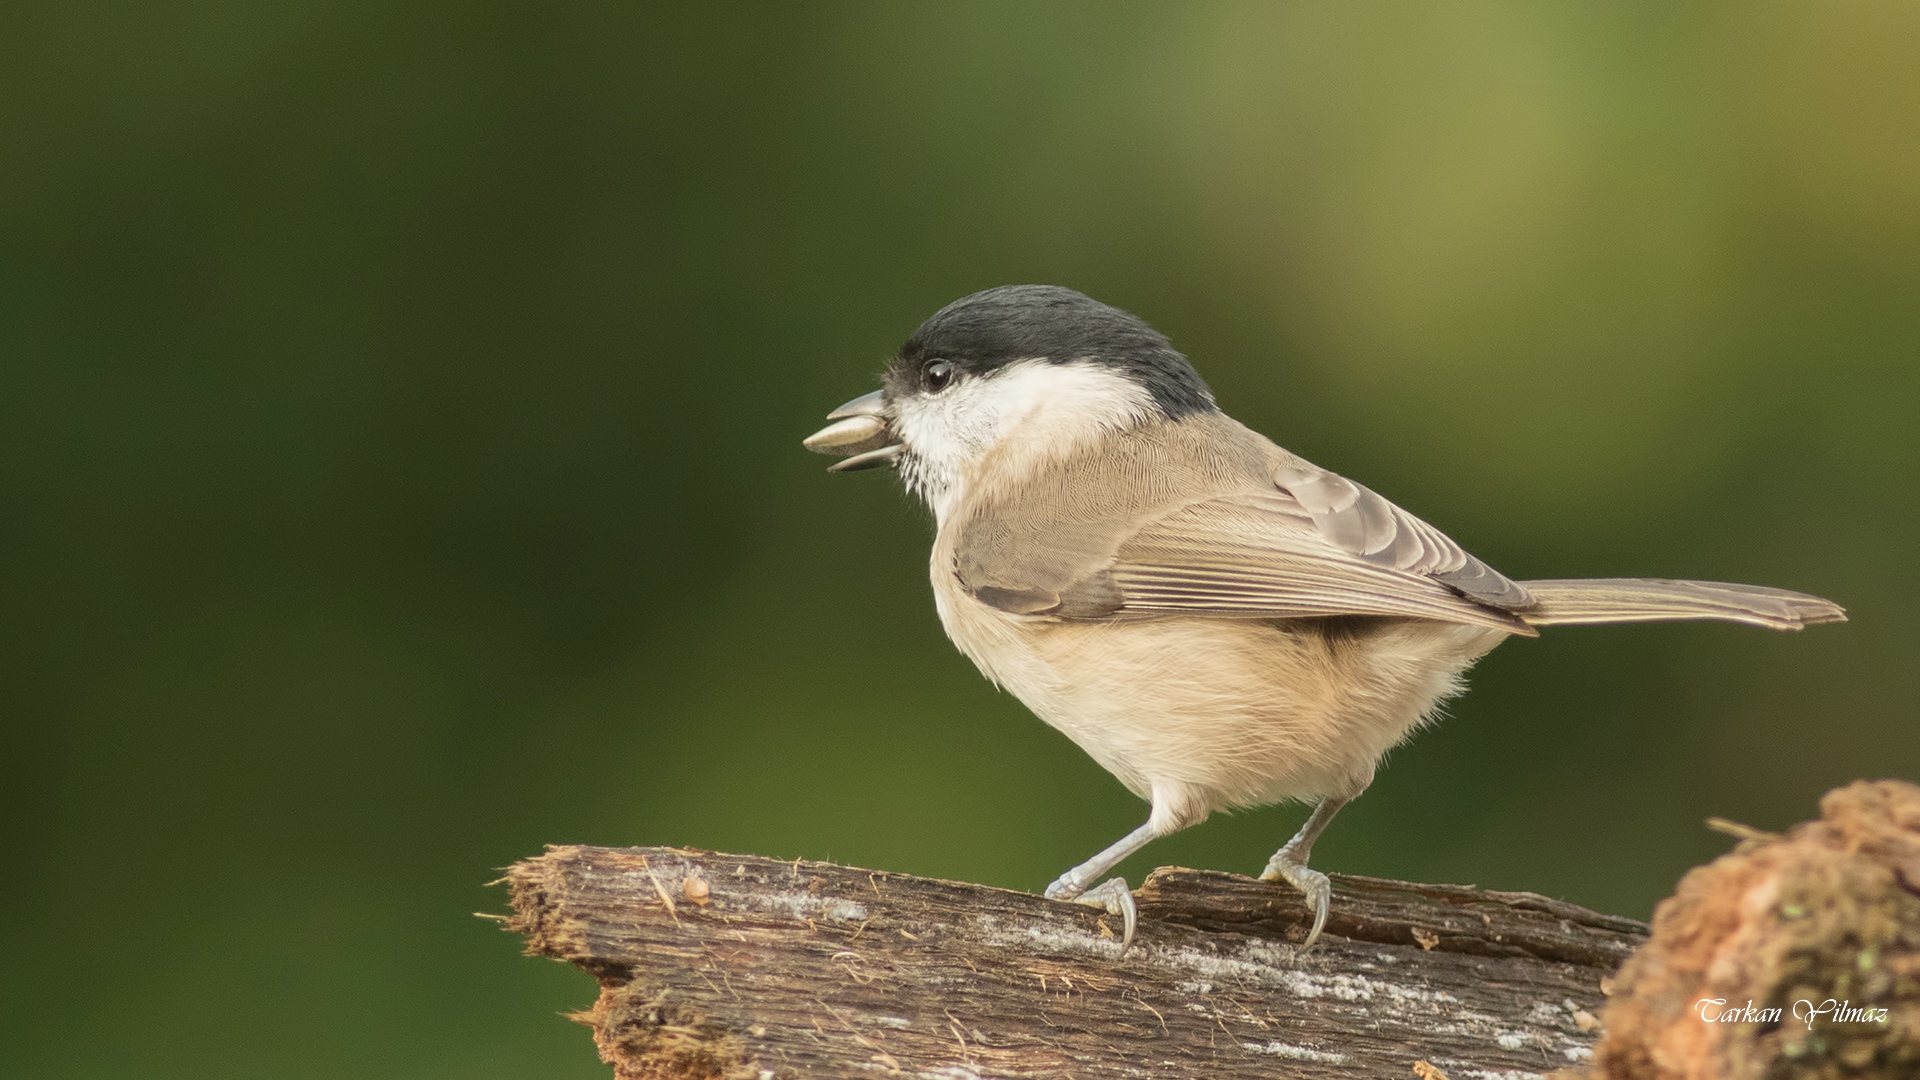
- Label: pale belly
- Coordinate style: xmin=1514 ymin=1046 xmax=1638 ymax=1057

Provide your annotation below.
xmin=936 ymin=585 xmax=1508 ymax=818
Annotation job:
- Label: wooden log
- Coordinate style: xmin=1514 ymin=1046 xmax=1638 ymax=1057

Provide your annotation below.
xmin=500 ymin=845 xmax=1643 ymax=1079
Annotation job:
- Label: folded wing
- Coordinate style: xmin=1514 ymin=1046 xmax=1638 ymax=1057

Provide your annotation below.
xmin=951 ymin=419 xmax=1536 ymax=635
xmin=1091 ymin=490 xmax=1536 ymax=634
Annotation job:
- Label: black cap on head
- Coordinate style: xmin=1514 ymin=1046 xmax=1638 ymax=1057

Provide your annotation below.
xmin=889 ymin=285 xmax=1216 ymax=419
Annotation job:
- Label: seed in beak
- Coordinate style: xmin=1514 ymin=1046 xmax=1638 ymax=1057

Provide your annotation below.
xmin=803 ymin=415 xmax=890 ymax=456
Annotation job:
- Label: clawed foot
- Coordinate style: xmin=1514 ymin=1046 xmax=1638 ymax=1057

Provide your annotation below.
xmin=1045 ymin=875 xmax=1138 ymax=953
xmin=1260 ymin=852 xmax=1331 ymax=950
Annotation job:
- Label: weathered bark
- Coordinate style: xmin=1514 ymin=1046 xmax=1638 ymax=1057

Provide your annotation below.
xmin=502 ymin=846 xmax=1643 ymax=1079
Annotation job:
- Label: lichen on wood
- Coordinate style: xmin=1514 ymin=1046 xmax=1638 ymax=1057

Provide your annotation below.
xmin=1573 ymin=779 xmax=1920 ymax=1080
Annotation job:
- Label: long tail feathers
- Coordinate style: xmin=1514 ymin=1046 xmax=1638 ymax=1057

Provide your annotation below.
xmin=1517 ymin=578 xmax=1846 ymax=632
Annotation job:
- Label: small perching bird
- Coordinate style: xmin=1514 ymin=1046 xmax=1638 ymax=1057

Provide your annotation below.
xmin=805 ymin=285 xmax=1844 ymax=952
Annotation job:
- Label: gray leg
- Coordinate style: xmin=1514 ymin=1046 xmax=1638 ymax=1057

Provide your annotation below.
xmin=1259 ymin=795 xmax=1351 ymax=950
xmin=1044 ymin=819 xmax=1166 ymax=954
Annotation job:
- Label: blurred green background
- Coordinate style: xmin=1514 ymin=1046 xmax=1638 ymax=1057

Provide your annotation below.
xmin=3 ymin=2 xmax=1916 ymax=1076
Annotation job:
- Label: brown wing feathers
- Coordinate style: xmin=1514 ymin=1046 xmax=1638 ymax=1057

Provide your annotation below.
xmin=1102 ymin=495 xmax=1536 ymax=633
xmin=1270 ymin=459 xmax=1534 ymax=610
xmin=951 ymin=416 xmax=1842 ymax=634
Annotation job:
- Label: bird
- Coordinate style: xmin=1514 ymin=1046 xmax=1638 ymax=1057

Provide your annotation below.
xmin=803 ymin=284 xmax=1844 ymax=953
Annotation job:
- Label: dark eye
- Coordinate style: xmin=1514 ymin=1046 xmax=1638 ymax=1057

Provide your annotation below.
xmin=924 ymin=359 xmax=955 ymax=393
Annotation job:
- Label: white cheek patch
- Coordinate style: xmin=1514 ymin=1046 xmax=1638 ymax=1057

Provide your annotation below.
xmin=896 ymin=359 xmax=1158 ymax=521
